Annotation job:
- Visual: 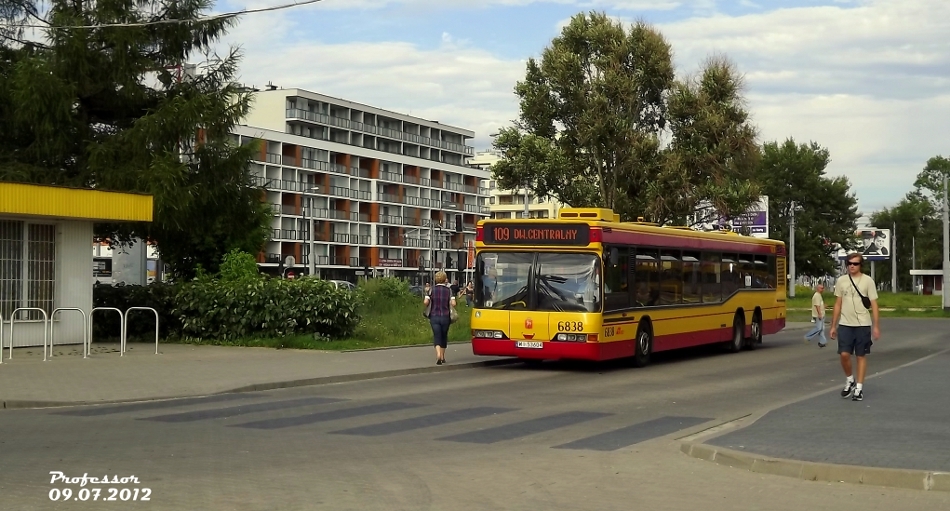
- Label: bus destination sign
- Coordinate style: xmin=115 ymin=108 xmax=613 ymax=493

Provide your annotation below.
xmin=482 ymin=223 xmax=590 ymax=246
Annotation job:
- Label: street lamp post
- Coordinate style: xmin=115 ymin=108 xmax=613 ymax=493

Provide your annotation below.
xmin=789 ymin=201 xmax=796 ymax=298
xmin=943 ymin=172 xmax=949 ymax=311
xmin=304 ymin=187 xmax=319 ymax=278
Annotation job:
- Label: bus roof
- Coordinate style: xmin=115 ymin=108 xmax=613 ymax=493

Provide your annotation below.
xmin=477 ymin=207 xmax=785 ymax=255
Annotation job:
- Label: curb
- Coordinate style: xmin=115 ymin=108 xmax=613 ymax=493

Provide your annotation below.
xmin=680 ymin=443 xmax=950 ymax=492
xmin=1 ymin=358 xmax=521 ymax=410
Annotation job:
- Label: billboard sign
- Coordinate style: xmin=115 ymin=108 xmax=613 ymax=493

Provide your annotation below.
xmin=851 ymin=228 xmax=891 ymax=261
xmin=722 ymin=206 xmax=769 ymax=238
xmin=694 ymin=197 xmax=769 ymax=239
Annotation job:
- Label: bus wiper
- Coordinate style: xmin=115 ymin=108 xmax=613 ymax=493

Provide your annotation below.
xmin=538 ymin=274 xmax=567 ymax=284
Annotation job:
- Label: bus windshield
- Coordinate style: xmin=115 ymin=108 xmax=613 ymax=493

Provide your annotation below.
xmin=475 ymin=252 xmax=601 ymax=312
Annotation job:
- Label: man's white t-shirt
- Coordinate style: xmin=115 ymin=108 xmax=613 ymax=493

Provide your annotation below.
xmin=811 ymin=291 xmax=825 ymax=320
xmin=834 ymin=273 xmax=878 ymax=327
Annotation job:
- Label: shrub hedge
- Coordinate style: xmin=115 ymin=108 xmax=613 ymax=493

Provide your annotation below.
xmin=92 ymin=276 xmax=360 ymax=342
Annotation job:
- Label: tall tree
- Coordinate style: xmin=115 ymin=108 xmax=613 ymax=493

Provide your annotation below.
xmin=758 ymin=139 xmax=859 ymax=277
xmin=0 ymin=0 xmax=270 ymax=279
xmin=869 ymin=191 xmax=942 ymax=290
xmin=913 ymin=155 xmax=950 ymax=212
xmin=491 ymin=12 xmax=760 ymax=225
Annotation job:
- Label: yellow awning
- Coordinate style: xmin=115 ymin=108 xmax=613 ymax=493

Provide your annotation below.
xmin=0 ymin=182 xmax=153 ymax=222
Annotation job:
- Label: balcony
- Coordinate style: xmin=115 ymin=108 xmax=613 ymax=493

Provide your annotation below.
xmin=265 ymin=153 xmax=281 ymax=164
xmin=350 ymin=189 xmax=372 ymax=201
xmin=378 ymin=214 xmax=404 ymax=225
xmin=326 ymin=209 xmax=349 ymax=221
xmin=378 ymin=193 xmax=404 ymax=204
xmin=377 ymin=236 xmax=403 ymax=246
xmin=349 ymin=212 xmax=369 ymax=222
xmin=327 ymin=185 xmax=349 ymax=198
xmin=331 ymin=233 xmax=351 ymax=243
xmin=302 ymin=255 xmax=330 ymax=265
xmin=329 ymin=163 xmax=348 ymax=175
xmin=301 ymin=158 xmax=331 ymax=172
xmin=280 ymin=204 xmax=299 ymax=216
xmin=264 ymin=253 xmax=282 ymax=264
xmin=379 ymin=171 xmax=400 ymax=183
xmin=403 ymin=237 xmax=431 ymax=249
xmin=350 ymin=257 xmax=370 ymax=267
xmin=285 ymin=108 xmax=476 ymax=160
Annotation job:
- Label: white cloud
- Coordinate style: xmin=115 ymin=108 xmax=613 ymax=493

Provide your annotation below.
xmin=221 ymin=15 xmax=525 ymax=148
xmin=653 ymin=0 xmax=950 ymax=210
xmin=219 ymin=0 xmax=950 ymax=212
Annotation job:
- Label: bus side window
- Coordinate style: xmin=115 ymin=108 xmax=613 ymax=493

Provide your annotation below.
xmin=604 ymin=246 xmax=630 ymax=311
xmin=682 ymin=251 xmax=701 ymax=303
xmin=722 ymin=253 xmax=739 ymax=298
xmin=634 ymin=249 xmax=659 ymax=307
xmin=754 ymin=254 xmax=770 ymax=288
xmin=702 ymin=252 xmax=722 ymax=303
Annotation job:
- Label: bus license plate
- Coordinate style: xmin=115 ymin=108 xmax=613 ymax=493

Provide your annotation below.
xmin=516 ymin=341 xmax=543 ymax=349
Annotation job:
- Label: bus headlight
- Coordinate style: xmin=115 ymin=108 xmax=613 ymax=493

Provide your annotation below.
xmin=556 ymin=333 xmax=587 ymax=342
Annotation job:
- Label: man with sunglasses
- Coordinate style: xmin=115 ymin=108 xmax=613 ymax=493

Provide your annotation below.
xmin=830 ymin=253 xmax=880 ymax=401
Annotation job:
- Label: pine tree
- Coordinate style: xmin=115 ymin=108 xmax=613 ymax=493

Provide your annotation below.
xmin=0 ymin=0 xmax=270 ymax=278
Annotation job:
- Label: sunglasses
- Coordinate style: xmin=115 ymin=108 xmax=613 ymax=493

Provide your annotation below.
xmin=846 ymin=261 xmax=861 ymax=266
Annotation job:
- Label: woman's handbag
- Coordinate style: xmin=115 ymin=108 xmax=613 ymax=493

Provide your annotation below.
xmin=449 ymin=306 xmax=459 ymax=324
xmin=423 ymin=300 xmax=432 ymax=318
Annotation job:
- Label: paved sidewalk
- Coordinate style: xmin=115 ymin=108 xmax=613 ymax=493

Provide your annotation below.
xmin=0 ymin=341 xmax=507 ymax=408
xmin=0 ymin=322 xmax=810 ymax=409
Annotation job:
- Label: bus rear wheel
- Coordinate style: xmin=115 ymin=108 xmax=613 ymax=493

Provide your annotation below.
xmin=633 ymin=325 xmax=653 ymax=367
xmin=727 ymin=316 xmax=744 ymax=353
xmin=747 ymin=312 xmax=763 ymax=349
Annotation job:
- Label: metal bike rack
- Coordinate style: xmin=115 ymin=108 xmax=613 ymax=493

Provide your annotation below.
xmin=124 ymin=307 xmax=160 ymax=355
xmin=50 ymin=308 xmax=90 ymax=359
xmin=8 ymin=308 xmax=50 ymax=361
xmin=91 ymin=307 xmax=126 ymax=356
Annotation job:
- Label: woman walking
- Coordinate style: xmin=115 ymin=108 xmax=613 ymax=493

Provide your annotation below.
xmin=424 ymin=271 xmax=455 ymax=365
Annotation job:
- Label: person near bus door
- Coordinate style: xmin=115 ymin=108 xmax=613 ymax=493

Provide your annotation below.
xmin=424 ymin=271 xmax=456 ymax=365
xmin=830 ymin=253 xmax=880 ymax=402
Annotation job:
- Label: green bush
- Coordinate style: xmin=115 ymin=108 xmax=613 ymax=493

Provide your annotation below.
xmin=173 ymin=276 xmax=360 ymax=340
xmin=357 ymin=277 xmax=412 ymax=301
xmin=218 ymin=249 xmax=260 ymax=282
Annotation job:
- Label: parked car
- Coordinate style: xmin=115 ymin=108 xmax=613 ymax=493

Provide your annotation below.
xmin=329 ymin=280 xmax=356 ymax=291
xmin=409 ymin=285 xmax=425 ymax=297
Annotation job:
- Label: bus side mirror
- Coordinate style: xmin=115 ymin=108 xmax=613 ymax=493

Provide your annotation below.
xmin=608 ymin=247 xmax=620 ymax=266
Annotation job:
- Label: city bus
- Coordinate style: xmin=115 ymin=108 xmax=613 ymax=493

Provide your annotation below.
xmin=469 ymin=207 xmax=786 ymax=366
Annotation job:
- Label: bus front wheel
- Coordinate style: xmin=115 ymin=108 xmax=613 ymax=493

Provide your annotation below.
xmin=633 ymin=325 xmax=653 ymax=367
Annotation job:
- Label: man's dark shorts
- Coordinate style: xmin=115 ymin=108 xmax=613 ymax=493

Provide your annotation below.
xmin=838 ymin=325 xmax=872 ymax=356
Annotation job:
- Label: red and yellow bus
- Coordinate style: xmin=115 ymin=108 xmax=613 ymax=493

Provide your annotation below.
xmin=470 ymin=207 xmax=786 ymax=366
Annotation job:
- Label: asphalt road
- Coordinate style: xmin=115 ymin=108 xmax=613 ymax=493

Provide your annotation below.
xmin=2 ymin=318 xmax=949 ymax=510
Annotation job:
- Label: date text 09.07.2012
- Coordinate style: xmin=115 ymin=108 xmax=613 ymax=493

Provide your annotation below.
xmin=49 ymin=488 xmax=151 ymax=502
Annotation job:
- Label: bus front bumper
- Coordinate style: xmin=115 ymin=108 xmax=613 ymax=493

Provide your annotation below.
xmin=472 ymin=339 xmax=630 ymax=361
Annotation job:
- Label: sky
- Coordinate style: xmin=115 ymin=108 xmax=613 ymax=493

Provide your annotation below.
xmin=213 ymin=0 xmax=950 ymax=215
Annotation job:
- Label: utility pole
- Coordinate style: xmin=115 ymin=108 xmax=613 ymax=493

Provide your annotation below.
xmin=523 ymin=181 xmax=530 ymax=219
xmin=892 ymin=221 xmax=897 ymax=293
xmin=912 ymin=236 xmax=917 ymax=294
xmin=789 ymin=201 xmax=796 ymax=298
xmin=943 ymin=172 xmax=949 ymax=311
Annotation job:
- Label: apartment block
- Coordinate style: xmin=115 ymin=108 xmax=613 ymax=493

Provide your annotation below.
xmin=469 ymin=150 xmax=564 ymax=220
xmin=234 ymin=87 xmax=491 ymax=282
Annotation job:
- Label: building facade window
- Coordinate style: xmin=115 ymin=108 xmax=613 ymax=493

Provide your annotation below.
xmin=0 ymin=220 xmax=55 ymax=320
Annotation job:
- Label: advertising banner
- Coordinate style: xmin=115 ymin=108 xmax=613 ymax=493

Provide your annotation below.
xmin=694 ymin=197 xmax=769 ymax=239
xmin=851 ymin=229 xmax=891 ymax=261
